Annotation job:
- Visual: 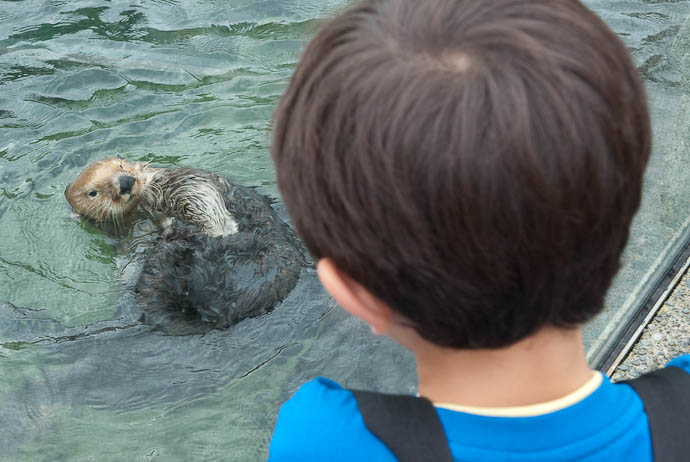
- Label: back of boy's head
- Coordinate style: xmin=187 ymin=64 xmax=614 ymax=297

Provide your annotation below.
xmin=272 ymin=0 xmax=651 ymax=349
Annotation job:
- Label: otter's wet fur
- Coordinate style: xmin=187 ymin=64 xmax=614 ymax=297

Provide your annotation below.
xmin=65 ymin=157 xmax=305 ymax=334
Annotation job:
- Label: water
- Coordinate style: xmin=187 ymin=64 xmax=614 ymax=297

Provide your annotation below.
xmin=0 ymin=0 xmax=689 ymax=460
xmin=583 ymin=0 xmax=690 ymax=363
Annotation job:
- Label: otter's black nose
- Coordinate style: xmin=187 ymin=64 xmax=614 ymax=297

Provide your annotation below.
xmin=119 ymin=175 xmax=136 ymax=195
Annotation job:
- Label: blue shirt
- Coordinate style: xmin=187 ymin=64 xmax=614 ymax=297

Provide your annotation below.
xmin=269 ymin=355 xmax=690 ymax=461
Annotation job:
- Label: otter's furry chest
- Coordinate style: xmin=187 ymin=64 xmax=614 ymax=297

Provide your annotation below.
xmin=141 ymin=168 xmax=238 ymax=237
xmin=132 ymin=172 xmax=306 ymax=335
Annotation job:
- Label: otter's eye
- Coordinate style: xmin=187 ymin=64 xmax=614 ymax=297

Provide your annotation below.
xmin=89 ymin=190 xmax=98 ymax=197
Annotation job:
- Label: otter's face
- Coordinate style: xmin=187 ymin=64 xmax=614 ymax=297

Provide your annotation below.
xmin=65 ymin=157 xmax=145 ymax=226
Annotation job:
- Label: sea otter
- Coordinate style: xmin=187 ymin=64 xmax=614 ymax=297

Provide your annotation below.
xmin=65 ymin=157 xmax=305 ymax=334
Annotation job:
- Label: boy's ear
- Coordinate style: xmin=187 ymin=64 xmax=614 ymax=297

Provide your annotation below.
xmin=316 ymin=258 xmax=392 ymax=335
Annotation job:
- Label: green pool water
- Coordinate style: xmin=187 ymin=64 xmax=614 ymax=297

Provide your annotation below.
xmin=0 ymin=0 xmax=689 ymax=460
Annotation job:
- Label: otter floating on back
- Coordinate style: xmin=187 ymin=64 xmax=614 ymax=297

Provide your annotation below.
xmin=65 ymin=157 xmax=305 ymax=334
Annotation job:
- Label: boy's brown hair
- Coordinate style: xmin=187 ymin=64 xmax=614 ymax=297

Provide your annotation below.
xmin=272 ymin=0 xmax=651 ymax=349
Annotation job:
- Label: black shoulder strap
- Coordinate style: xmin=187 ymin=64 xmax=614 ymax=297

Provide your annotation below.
xmin=350 ymin=389 xmax=453 ymax=462
xmin=623 ymin=366 xmax=690 ymax=462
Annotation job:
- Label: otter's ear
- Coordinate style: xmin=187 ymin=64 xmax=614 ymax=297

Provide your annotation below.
xmin=116 ymin=154 xmax=123 ymax=160
xmin=64 ymin=183 xmax=71 ymax=197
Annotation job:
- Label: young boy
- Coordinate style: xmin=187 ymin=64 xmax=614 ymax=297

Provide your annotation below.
xmin=268 ymin=0 xmax=690 ymax=460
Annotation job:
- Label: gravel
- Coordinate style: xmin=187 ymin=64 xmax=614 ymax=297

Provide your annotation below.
xmin=611 ymin=266 xmax=690 ymax=381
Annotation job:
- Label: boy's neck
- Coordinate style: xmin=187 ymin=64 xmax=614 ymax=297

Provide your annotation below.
xmin=414 ymin=327 xmax=593 ymax=408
